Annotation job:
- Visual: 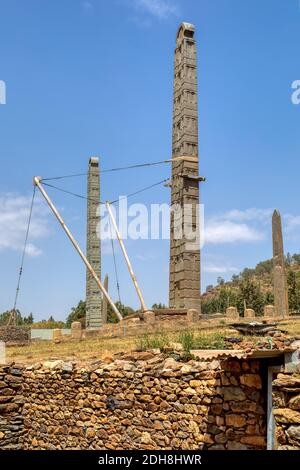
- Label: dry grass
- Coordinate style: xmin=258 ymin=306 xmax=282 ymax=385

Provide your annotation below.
xmin=278 ymin=318 xmax=300 ymax=336
xmin=6 ymin=326 xmax=234 ymax=364
xmin=6 ymin=317 xmax=300 ymax=365
xmin=7 ymin=335 xmax=137 ymax=365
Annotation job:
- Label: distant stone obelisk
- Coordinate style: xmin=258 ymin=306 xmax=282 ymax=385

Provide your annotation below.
xmin=86 ymin=157 xmax=102 ymax=329
xmin=169 ymin=23 xmax=201 ymax=313
xmin=272 ymin=209 xmax=289 ymax=318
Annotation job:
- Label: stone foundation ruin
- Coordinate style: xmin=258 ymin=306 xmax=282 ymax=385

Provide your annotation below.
xmin=0 ymin=350 xmax=299 ymax=450
xmin=0 ymin=326 xmax=30 ymax=346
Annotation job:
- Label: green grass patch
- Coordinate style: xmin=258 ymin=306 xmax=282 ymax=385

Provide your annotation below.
xmin=192 ymin=331 xmax=226 ymax=350
xmin=177 ymin=329 xmax=226 ymax=352
xmin=135 ymin=332 xmax=170 ymax=351
xmin=178 ymin=330 xmax=194 ymax=353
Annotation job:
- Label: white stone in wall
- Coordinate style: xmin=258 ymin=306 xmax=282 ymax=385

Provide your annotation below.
xmin=0 ymin=340 xmax=6 ymax=365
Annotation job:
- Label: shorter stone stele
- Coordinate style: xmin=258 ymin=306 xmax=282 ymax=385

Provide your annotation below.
xmin=71 ymin=322 xmax=82 ymax=340
xmin=144 ymin=311 xmax=156 ymax=324
xmin=226 ymin=307 xmax=239 ymax=320
xmin=264 ymin=305 xmax=275 ymax=318
xmin=244 ymin=309 xmax=256 ymax=319
xmin=52 ymin=329 xmax=62 ymax=342
xmin=187 ymin=309 xmax=200 ymax=323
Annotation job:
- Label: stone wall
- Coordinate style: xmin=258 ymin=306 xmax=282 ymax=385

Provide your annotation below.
xmin=0 ymin=354 xmax=267 ymax=450
xmin=0 ymin=364 xmax=24 ymax=449
xmin=273 ymin=370 xmax=300 ymax=450
xmin=0 ymin=326 xmax=30 ymax=346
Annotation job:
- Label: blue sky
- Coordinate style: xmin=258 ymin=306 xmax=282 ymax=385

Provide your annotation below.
xmin=0 ymin=0 xmax=300 ymax=320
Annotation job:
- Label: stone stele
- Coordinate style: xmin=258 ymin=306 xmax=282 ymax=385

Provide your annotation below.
xmin=169 ymin=23 xmax=201 ymax=314
xmin=272 ymin=210 xmax=289 ymax=318
xmin=226 ymin=306 xmax=239 ymax=320
xmin=244 ymin=309 xmax=256 ymax=319
xmin=86 ymin=157 xmax=102 ymax=329
xmin=264 ymin=305 xmax=275 ymax=318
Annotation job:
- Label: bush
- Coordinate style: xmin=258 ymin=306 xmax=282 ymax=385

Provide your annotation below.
xmin=178 ymin=330 xmax=194 ymax=353
xmin=193 ymin=332 xmax=225 ymax=350
xmin=177 ymin=330 xmax=226 ymax=351
xmin=135 ymin=333 xmax=170 ymax=351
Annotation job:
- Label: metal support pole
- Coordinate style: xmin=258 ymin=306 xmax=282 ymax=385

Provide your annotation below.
xmin=33 ymin=176 xmax=123 ymax=321
xmin=105 ymin=201 xmax=148 ymax=312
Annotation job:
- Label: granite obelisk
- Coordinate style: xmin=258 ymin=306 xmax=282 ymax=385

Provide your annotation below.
xmin=86 ymin=157 xmax=102 ymax=328
xmin=169 ymin=23 xmax=201 ymax=313
xmin=272 ymin=209 xmax=289 ymax=318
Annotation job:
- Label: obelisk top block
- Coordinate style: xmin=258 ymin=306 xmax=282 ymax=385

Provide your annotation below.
xmin=89 ymin=156 xmax=99 ymax=166
xmin=177 ymin=22 xmax=195 ymax=39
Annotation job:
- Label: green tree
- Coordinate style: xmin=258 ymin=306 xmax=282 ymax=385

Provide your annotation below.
xmin=23 ymin=313 xmax=34 ymax=325
xmin=152 ymin=303 xmax=167 ymax=310
xmin=107 ymin=301 xmax=135 ymax=323
xmin=201 ymin=296 xmax=218 ymax=315
xmin=237 ymin=280 xmax=264 ymax=316
xmin=255 ymin=259 xmax=273 ymax=276
xmin=0 ymin=309 xmax=24 ymax=326
xmin=66 ymin=300 xmax=86 ymax=327
xmin=32 ymin=319 xmax=65 ymax=329
xmin=201 ymin=287 xmax=238 ymax=315
xmin=287 ymin=270 xmax=300 ymax=313
xmin=241 ymin=267 xmax=255 ymax=280
xmin=66 ymin=300 xmax=135 ymax=326
xmin=264 ymin=291 xmax=274 ymax=305
xmin=292 ymin=254 xmax=300 ymax=265
xmin=205 ymin=285 xmax=214 ymax=293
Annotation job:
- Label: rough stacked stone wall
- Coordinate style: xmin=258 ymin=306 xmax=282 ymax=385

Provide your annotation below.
xmin=0 ymin=326 xmax=30 ymax=346
xmin=0 ymin=356 xmax=267 ymax=450
xmin=0 ymin=364 xmax=25 ymax=449
xmin=273 ymin=370 xmax=300 ymax=450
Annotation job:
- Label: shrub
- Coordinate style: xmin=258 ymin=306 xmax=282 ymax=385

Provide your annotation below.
xmin=135 ymin=333 xmax=170 ymax=351
xmin=178 ymin=329 xmax=194 ymax=353
xmin=193 ymin=332 xmax=225 ymax=350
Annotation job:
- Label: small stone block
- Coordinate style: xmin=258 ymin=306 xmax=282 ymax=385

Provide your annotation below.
xmin=144 ymin=311 xmax=156 ymax=324
xmin=186 ymin=309 xmax=199 ymax=323
xmin=226 ymin=307 xmax=239 ymax=319
xmin=264 ymin=305 xmax=275 ymax=318
xmin=71 ymin=322 xmax=82 ymax=340
xmin=244 ymin=309 xmax=256 ymax=319
xmin=52 ymin=329 xmax=62 ymax=341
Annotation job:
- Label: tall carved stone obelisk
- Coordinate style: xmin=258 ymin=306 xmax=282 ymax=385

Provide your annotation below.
xmin=169 ymin=23 xmax=201 ymax=313
xmin=86 ymin=157 xmax=102 ymax=329
xmin=272 ymin=209 xmax=289 ymax=318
